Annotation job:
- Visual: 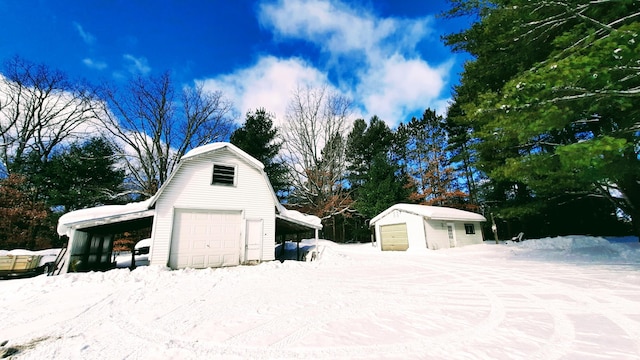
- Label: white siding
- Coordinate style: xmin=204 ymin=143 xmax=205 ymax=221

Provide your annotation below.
xmin=453 ymin=221 xmax=484 ymax=246
xmin=373 ymin=210 xmax=426 ymax=251
xmin=423 ymin=220 xmax=451 ymax=250
xmin=149 ymin=148 xmax=276 ymax=268
xmin=423 ymin=219 xmax=484 ymax=249
xmin=374 ymin=210 xmax=485 ymax=251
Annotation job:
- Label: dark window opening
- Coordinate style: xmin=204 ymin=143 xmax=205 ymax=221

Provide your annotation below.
xmin=464 ymin=223 xmax=475 ymax=234
xmin=212 ymin=164 xmax=235 ymax=185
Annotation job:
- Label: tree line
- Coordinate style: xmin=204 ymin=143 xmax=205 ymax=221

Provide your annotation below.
xmin=442 ymin=0 xmax=639 ymax=240
xmin=2 ymin=0 xmax=638 ymax=249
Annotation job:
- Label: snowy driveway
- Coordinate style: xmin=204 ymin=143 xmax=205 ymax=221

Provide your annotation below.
xmin=1 ymin=237 xmax=639 ymax=359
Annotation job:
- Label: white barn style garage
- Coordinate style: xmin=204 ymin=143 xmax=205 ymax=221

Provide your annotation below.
xmin=370 ymin=204 xmax=486 ymax=251
xmin=56 ymin=143 xmax=322 ymax=273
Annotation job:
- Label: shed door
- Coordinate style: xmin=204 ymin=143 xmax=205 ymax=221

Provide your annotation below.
xmin=447 ymin=223 xmax=457 ymax=248
xmin=169 ymin=209 xmax=241 ymax=269
xmin=245 ymin=219 xmax=263 ymax=262
xmin=380 ymin=223 xmax=409 ymax=251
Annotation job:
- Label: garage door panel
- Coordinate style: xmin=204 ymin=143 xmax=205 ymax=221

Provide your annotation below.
xmin=380 ymin=223 xmax=409 ymax=251
xmin=192 ymin=255 xmax=205 ymax=267
xmin=170 ymin=209 xmax=241 ymax=269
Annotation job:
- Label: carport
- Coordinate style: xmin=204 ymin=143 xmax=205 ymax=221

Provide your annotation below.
xmin=57 ymin=201 xmax=154 ymax=272
xmin=275 ymin=210 xmax=322 ymax=261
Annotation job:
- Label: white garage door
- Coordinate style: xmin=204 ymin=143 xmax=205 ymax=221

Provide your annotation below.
xmin=169 ymin=209 xmax=242 ymax=269
xmin=380 ymin=223 xmax=409 ymax=251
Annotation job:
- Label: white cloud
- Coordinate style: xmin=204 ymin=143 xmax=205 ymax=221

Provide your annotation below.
xmin=259 ymin=0 xmax=431 ymax=59
xmin=198 ymin=56 xmax=329 ymax=126
xmin=123 ymin=54 xmax=151 ymax=75
xmin=357 ymin=55 xmax=453 ymax=125
xmin=196 ymin=0 xmax=452 ymax=130
xmin=73 ymin=22 xmax=96 ymax=45
xmin=82 ymin=58 xmax=108 ymax=70
xmin=253 ymin=0 xmax=451 ymax=127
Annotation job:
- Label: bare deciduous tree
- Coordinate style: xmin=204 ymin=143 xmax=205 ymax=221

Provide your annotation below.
xmin=0 ymin=56 xmax=100 ymax=175
xmin=282 ymin=84 xmax=353 ymax=219
xmin=97 ymin=72 xmax=235 ymax=198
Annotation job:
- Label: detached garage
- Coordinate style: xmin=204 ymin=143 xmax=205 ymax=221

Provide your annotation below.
xmin=371 ymin=204 xmax=486 ymax=251
xmin=56 ymin=142 xmax=322 ymax=273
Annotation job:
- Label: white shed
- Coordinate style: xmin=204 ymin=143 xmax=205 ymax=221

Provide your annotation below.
xmin=56 ymin=142 xmax=322 ymax=273
xmin=370 ymin=204 xmax=486 ymax=251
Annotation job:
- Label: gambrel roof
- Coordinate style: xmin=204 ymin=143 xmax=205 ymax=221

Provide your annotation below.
xmin=57 ymin=142 xmax=322 ymax=235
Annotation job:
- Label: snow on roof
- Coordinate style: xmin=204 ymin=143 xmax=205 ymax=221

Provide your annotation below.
xmin=370 ymin=203 xmax=486 ymax=225
xmin=181 ymin=142 xmax=264 ymax=170
xmin=0 ymin=248 xmax=62 ymax=256
xmin=148 ymin=142 xmax=271 ymax=208
xmin=56 ymin=199 xmax=154 ymax=235
xmin=277 ymin=208 xmax=323 ymax=230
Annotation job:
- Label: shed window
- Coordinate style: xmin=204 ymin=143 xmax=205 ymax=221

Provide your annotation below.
xmin=212 ymin=164 xmax=236 ymax=186
xmin=464 ymin=223 xmax=475 ymax=234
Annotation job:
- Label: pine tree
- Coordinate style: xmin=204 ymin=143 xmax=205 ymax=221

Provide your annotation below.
xmin=355 ymin=153 xmax=409 ymax=219
xmin=12 ymin=137 xmax=126 ymax=212
xmin=396 ymin=109 xmax=469 ymax=208
xmin=444 ymin=0 xmax=640 ymax=238
xmin=345 ymin=116 xmax=403 ymax=220
xmin=230 ymin=108 xmax=288 ymax=197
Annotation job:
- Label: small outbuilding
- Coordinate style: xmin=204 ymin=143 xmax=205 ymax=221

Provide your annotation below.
xmin=56 ymin=142 xmax=322 ymax=273
xmin=370 ymin=204 xmax=486 ymax=251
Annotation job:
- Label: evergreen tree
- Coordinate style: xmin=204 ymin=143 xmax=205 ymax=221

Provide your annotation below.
xmin=12 ymin=137 xmax=126 ymax=212
xmin=345 ymin=116 xmax=404 ymax=222
xmin=230 ymin=108 xmax=288 ymax=197
xmin=355 ymin=153 xmax=409 ymax=219
xmin=345 ymin=116 xmax=395 ymax=191
xmin=444 ymin=0 xmax=640 ymax=238
xmin=396 ymin=109 xmax=469 ymax=208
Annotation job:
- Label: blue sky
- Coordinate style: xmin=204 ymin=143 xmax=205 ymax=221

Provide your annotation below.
xmin=0 ymin=0 xmax=473 ymax=127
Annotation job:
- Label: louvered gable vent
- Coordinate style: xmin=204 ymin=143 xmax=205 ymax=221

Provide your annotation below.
xmin=212 ymin=164 xmax=235 ymax=185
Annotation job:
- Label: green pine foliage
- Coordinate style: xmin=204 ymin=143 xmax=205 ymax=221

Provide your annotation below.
xmin=230 ymin=108 xmax=288 ymax=197
xmin=11 ymin=137 xmax=126 ymax=212
xmin=444 ymin=0 xmax=639 ymax=237
xmin=345 ymin=116 xmax=403 ymax=217
xmin=355 ymin=153 xmax=410 ymax=219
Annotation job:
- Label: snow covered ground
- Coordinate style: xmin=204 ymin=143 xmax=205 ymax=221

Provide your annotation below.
xmin=1 ymin=236 xmax=639 ymax=359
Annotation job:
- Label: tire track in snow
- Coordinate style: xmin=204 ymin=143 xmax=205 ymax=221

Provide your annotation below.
xmin=457 ymin=258 xmax=640 ymax=359
xmin=517 ymin=271 xmax=640 ymax=358
xmin=220 ymin=256 xmax=507 ymax=358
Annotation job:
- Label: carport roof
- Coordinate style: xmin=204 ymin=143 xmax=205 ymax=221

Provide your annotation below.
xmin=276 ymin=208 xmax=323 ymax=231
xmin=57 ymin=200 xmax=154 ymax=235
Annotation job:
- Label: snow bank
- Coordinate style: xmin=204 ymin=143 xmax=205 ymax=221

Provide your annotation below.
xmin=509 ymin=235 xmax=640 ymax=263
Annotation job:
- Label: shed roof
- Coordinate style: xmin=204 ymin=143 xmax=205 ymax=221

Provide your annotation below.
xmin=370 ymin=204 xmax=486 ymax=226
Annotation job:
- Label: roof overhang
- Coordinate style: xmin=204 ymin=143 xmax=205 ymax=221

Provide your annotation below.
xmin=72 ymin=211 xmax=155 ymax=234
xmin=276 ymin=209 xmax=322 ymax=234
xmin=57 ymin=199 xmax=154 ymax=235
